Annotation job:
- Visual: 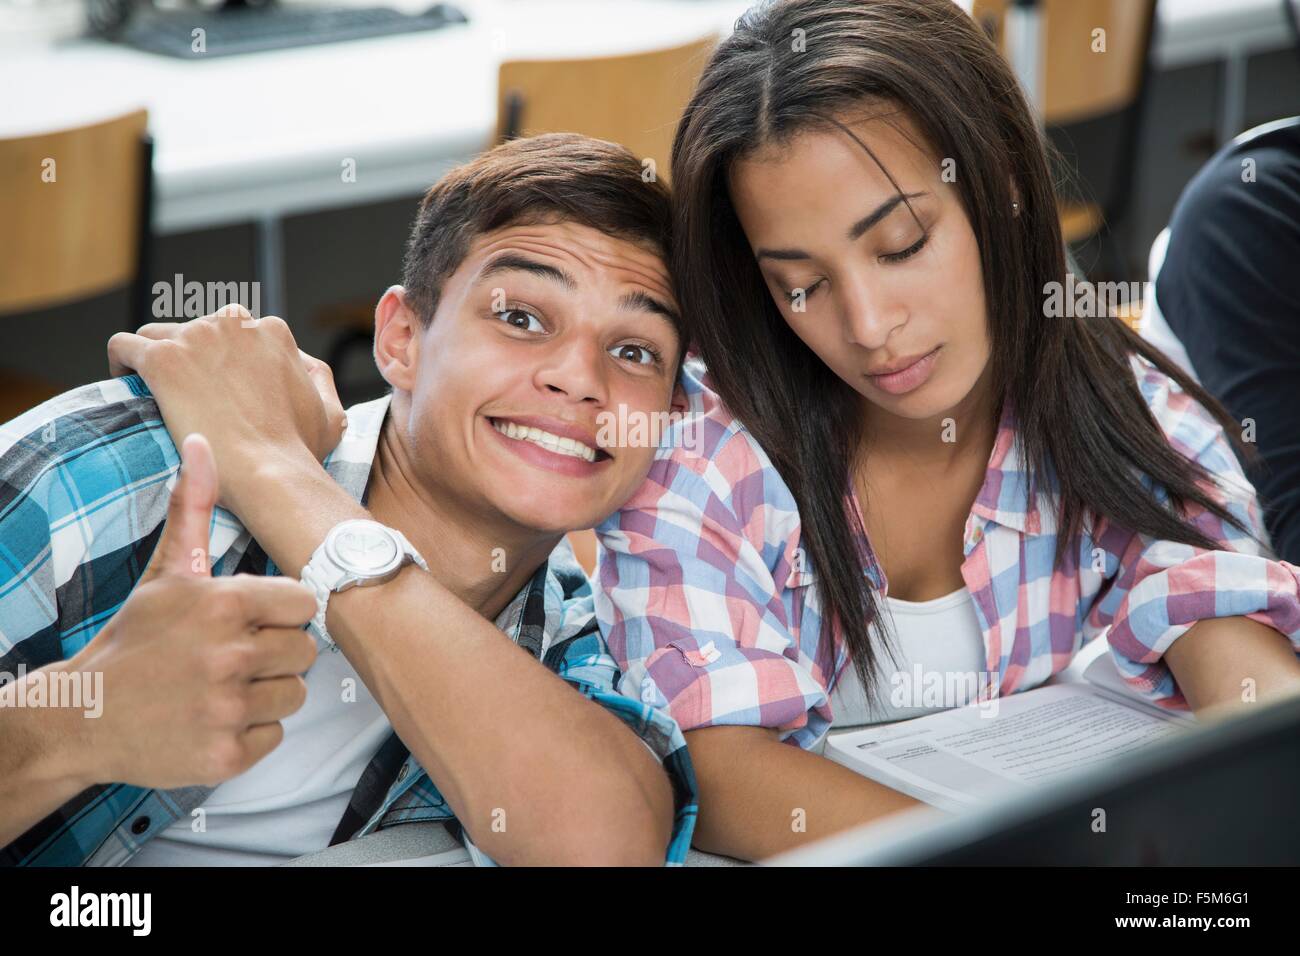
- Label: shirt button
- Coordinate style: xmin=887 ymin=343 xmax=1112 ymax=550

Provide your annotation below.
xmin=397 ymin=764 xmax=409 ymax=781
xmin=130 ymin=816 xmax=151 ymax=835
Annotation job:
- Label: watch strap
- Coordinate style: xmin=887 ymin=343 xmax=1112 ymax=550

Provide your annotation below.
xmin=300 ymin=523 xmax=428 ymax=652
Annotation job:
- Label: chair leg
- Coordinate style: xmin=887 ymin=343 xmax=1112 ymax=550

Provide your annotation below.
xmin=132 ymin=134 xmax=155 ymax=330
xmin=254 ymin=214 xmax=285 ymax=318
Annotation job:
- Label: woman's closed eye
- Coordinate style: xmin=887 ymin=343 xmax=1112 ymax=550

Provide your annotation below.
xmin=778 ymin=233 xmax=931 ymax=305
xmin=784 ymin=278 xmax=826 ymax=305
xmin=879 ymin=232 xmax=929 ymax=264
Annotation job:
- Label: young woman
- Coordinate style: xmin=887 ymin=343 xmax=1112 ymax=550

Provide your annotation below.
xmin=593 ymin=0 xmax=1300 ymax=861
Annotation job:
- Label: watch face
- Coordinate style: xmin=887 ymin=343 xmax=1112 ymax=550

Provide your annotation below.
xmin=324 ymin=520 xmax=403 ymax=577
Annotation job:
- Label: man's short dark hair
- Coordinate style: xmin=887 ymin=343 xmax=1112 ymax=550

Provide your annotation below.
xmin=402 ymin=133 xmax=677 ymax=352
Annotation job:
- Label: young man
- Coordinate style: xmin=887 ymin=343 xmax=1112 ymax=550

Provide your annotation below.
xmin=0 ymin=133 xmax=696 ymax=866
xmin=1146 ymin=117 xmax=1300 ymax=564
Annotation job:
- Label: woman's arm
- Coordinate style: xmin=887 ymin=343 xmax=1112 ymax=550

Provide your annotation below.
xmin=687 ymin=726 xmax=921 ymax=861
xmin=1097 ymin=361 xmax=1300 ymax=713
xmin=1163 ymin=615 xmax=1300 ymax=716
xmin=595 ymin=403 xmax=923 ymax=861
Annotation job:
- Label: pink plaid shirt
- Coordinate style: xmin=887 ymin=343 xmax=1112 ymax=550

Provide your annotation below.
xmin=594 ymin=356 xmax=1300 ymax=750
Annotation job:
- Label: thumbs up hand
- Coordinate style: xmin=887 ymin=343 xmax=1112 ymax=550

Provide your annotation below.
xmin=139 ymin=432 xmax=221 ymax=584
xmin=66 ymin=434 xmax=320 ymax=791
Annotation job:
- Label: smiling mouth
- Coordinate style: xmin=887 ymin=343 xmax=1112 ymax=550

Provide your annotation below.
xmin=488 ymin=418 xmax=611 ymax=463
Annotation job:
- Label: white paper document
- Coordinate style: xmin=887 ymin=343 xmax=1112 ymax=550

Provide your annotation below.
xmin=825 ymin=654 xmax=1192 ymax=813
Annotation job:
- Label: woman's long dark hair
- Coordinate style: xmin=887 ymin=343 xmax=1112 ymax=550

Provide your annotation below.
xmin=671 ymin=0 xmax=1251 ymax=693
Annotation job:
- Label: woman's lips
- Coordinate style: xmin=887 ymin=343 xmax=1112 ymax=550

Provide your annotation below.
xmin=865 ymin=347 xmax=941 ymax=396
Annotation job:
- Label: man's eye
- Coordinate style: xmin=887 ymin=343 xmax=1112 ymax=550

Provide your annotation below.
xmin=497 ymin=308 xmax=543 ymax=332
xmin=610 ymin=343 xmax=658 ymax=366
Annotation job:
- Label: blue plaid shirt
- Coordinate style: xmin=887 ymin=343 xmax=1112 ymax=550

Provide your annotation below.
xmin=0 ymin=376 xmax=697 ymax=866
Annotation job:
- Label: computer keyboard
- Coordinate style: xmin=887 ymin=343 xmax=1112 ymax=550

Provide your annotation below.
xmin=118 ymin=3 xmax=468 ymax=59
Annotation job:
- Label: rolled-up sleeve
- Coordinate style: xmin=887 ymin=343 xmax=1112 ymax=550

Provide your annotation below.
xmin=548 ymin=625 xmax=698 ymax=865
xmin=594 ymin=428 xmax=834 ymax=750
xmin=1091 ymin=366 xmax=1300 ymax=707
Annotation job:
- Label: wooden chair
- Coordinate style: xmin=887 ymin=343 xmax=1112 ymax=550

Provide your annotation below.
xmin=496 ymin=34 xmax=719 ymax=183
xmin=972 ymin=0 xmax=1158 ymax=267
xmin=0 ymin=109 xmax=153 ymax=418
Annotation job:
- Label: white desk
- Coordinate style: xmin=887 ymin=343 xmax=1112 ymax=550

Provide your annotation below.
xmin=1 ymin=0 xmax=750 ymax=312
xmin=2 ymin=0 xmax=1289 ymax=232
xmin=0 ymin=0 xmax=1290 ymax=310
xmin=0 ymin=0 xmax=752 ymax=234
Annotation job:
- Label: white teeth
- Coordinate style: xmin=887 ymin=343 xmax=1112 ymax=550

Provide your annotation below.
xmin=492 ymin=420 xmax=598 ymax=462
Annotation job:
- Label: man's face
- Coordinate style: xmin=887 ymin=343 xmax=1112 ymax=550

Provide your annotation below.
xmin=384 ymin=220 xmax=682 ymax=535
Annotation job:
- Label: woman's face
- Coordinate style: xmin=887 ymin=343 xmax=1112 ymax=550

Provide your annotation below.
xmin=728 ymin=111 xmax=992 ymax=424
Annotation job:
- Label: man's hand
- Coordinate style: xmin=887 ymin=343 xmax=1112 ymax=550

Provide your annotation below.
xmin=64 ymin=433 xmax=319 ymax=790
xmin=107 ymin=304 xmax=347 ymax=513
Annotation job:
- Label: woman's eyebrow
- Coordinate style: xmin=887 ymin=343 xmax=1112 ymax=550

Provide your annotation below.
xmin=754 ymin=190 xmax=929 ymax=262
xmin=846 ymin=191 xmax=929 ymax=241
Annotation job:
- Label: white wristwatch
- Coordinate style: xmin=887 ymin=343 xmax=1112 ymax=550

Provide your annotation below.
xmin=300 ymin=518 xmax=429 ymax=651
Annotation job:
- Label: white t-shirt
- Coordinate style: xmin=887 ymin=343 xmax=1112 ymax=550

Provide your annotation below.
xmin=126 ymin=645 xmax=391 ymax=866
xmin=827 ymin=587 xmax=988 ymax=729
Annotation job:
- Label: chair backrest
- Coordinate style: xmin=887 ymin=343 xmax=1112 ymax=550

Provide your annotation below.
xmin=972 ymin=0 xmax=1155 ymax=125
xmin=972 ymin=0 xmax=1157 ymax=223
xmin=495 ymin=35 xmax=718 ymax=183
xmin=0 ymin=109 xmax=150 ymax=316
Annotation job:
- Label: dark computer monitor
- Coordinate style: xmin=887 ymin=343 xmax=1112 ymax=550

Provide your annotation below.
xmin=769 ymin=694 xmax=1300 ymax=866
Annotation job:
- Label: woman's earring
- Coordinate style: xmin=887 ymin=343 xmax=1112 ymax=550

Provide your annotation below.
xmin=1012 ymin=200 xmax=1021 ymax=216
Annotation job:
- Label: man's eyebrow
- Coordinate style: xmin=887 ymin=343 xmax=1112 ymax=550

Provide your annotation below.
xmin=478 ymin=253 xmax=577 ymax=290
xmin=618 ymin=289 xmax=679 ymax=327
xmin=754 ymin=190 xmax=929 ymax=261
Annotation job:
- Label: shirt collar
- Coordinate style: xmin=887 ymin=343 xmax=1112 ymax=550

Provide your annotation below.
xmin=320 ymin=393 xmax=392 ymax=502
xmin=968 ymin=398 xmax=1047 ymax=536
xmin=318 ymin=392 xmax=576 ymax=642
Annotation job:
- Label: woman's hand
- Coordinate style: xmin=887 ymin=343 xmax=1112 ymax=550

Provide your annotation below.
xmin=107 ymin=304 xmax=348 ymax=513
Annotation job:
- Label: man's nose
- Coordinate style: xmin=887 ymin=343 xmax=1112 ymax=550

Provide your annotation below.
xmin=533 ymin=336 xmax=608 ymax=404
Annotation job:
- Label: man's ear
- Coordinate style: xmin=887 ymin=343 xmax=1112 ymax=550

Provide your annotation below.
xmin=373 ymin=286 xmax=421 ymax=391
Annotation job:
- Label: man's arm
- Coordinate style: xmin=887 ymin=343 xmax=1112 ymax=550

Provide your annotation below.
xmin=108 ymin=310 xmax=677 ymax=865
xmin=0 ymin=665 xmax=100 ymax=848
xmin=1 ymin=433 xmax=318 ymax=853
xmin=238 ymin=447 xmax=674 ymax=865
